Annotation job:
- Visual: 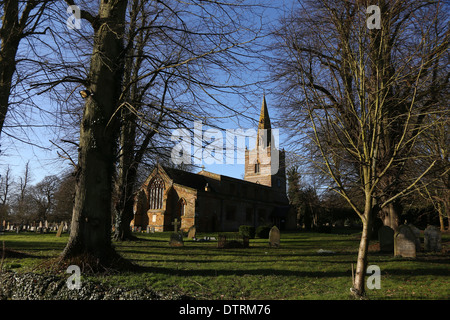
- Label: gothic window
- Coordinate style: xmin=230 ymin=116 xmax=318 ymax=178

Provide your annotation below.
xmin=179 ymin=198 xmax=186 ymax=216
xmin=149 ymin=177 xmax=164 ymax=209
xmin=255 ymin=161 xmax=260 ymax=173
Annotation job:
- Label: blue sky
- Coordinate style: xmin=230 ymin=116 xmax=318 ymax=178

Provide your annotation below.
xmin=0 ymin=1 xmax=291 ymax=185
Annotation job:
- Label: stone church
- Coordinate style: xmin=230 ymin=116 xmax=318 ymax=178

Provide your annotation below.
xmin=131 ymin=97 xmax=294 ymax=232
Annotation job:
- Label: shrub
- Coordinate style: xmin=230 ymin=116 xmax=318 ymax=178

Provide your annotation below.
xmin=239 ymin=225 xmax=255 ymax=239
xmin=256 ymin=225 xmax=271 ymax=239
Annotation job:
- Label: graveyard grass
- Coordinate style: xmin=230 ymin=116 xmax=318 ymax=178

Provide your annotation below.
xmin=1 ymin=230 xmax=449 ymax=300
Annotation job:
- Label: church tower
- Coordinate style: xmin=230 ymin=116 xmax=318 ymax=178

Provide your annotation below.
xmin=244 ymin=96 xmax=286 ymax=194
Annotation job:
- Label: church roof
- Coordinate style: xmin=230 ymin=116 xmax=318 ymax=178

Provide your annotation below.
xmin=159 ymin=165 xmax=276 ymax=196
xmin=161 ymin=166 xmax=212 ymax=192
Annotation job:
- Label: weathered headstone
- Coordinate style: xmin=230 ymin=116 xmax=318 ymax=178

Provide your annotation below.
xmin=394 ymin=225 xmax=416 ymax=258
xmin=378 ymin=225 xmax=394 ymax=253
xmin=56 ymin=222 xmax=64 ymax=237
xmin=407 ymin=223 xmax=421 ymax=251
xmin=269 ymin=226 xmax=281 ymax=248
xmin=169 ymin=232 xmax=184 ymax=247
xmin=217 ymin=233 xmax=248 ymax=248
xmin=424 ymin=225 xmax=442 ymax=252
xmin=187 ymin=226 xmax=196 ymax=240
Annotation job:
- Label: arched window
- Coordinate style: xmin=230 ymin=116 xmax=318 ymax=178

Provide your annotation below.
xmin=149 ymin=177 xmax=164 ymax=209
xmin=255 ymin=161 xmax=260 ymax=173
xmin=178 ymin=198 xmax=186 ymax=216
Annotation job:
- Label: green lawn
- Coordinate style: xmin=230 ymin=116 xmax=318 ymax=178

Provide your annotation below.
xmin=1 ymin=230 xmax=449 ymax=300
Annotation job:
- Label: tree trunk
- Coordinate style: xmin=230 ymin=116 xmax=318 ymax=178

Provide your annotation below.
xmin=437 ymin=202 xmax=445 ymax=231
xmin=61 ymin=0 xmax=128 ymax=267
xmin=352 ymin=200 xmax=373 ymax=298
xmin=0 ymin=0 xmax=21 ymax=134
xmin=114 ymin=121 xmax=138 ymax=241
xmin=380 ymin=201 xmax=400 ymax=231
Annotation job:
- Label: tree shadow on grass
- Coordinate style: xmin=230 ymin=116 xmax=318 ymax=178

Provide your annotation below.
xmin=130 ymin=263 xmax=450 ymax=280
xmin=0 ymin=247 xmax=35 ymax=259
xmin=131 ymin=264 xmax=352 ymax=278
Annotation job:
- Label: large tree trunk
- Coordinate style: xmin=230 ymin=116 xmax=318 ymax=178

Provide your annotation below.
xmin=0 ymin=0 xmax=23 ymax=134
xmin=114 ymin=117 xmax=138 ymax=241
xmin=61 ymin=0 xmax=128 ymax=267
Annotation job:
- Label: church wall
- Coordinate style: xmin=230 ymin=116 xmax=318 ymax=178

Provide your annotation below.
xmin=196 ymin=193 xmax=220 ymax=232
xmin=172 ymin=184 xmax=197 ymax=232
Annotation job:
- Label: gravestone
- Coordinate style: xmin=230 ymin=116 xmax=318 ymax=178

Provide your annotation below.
xmin=269 ymin=226 xmax=281 ymax=248
xmin=56 ymin=222 xmax=64 ymax=237
xmin=407 ymin=223 xmax=421 ymax=251
xmin=394 ymin=225 xmax=416 ymax=258
xmin=217 ymin=233 xmax=249 ymax=248
xmin=424 ymin=225 xmax=442 ymax=252
xmin=187 ymin=226 xmax=196 ymax=240
xmin=378 ymin=225 xmax=394 ymax=253
xmin=169 ymin=232 xmax=184 ymax=247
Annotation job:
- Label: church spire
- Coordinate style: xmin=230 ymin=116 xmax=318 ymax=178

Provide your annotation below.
xmin=257 ymin=95 xmax=271 ymax=148
xmin=258 ymin=94 xmax=271 ymax=130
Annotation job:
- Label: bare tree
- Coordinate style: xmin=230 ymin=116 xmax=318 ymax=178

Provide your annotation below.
xmin=108 ymin=0 xmax=265 ymax=240
xmin=51 ymin=0 xmax=263 ymax=268
xmin=58 ymin=0 xmax=129 ymax=268
xmin=271 ymin=0 xmax=449 ymax=297
xmin=30 ymin=175 xmax=60 ymax=221
xmin=414 ymin=113 xmax=450 ymax=230
xmin=52 ymin=171 xmax=76 ymax=222
xmin=0 ymin=0 xmax=49 ymax=136
xmin=0 ymin=165 xmax=12 ymax=221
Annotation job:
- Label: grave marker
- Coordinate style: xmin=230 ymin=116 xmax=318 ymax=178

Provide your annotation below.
xmin=187 ymin=226 xmax=196 ymax=240
xmin=169 ymin=232 xmax=184 ymax=247
xmin=172 ymin=218 xmax=181 ymax=233
xmin=407 ymin=223 xmax=421 ymax=251
xmin=424 ymin=225 xmax=441 ymax=252
xmin=56 ymin=222 xmax=64 ymax=237
xmin=269 ymin=226 xmax=280 ymax=248
xmin=394 ymin=225 xmax=416 ymax=258
xmin=378 ymin=225 xmax=394 ymax=253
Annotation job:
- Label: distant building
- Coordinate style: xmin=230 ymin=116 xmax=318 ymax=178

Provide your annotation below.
xmin=131 ymin=97 xmax=295 ymax=232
